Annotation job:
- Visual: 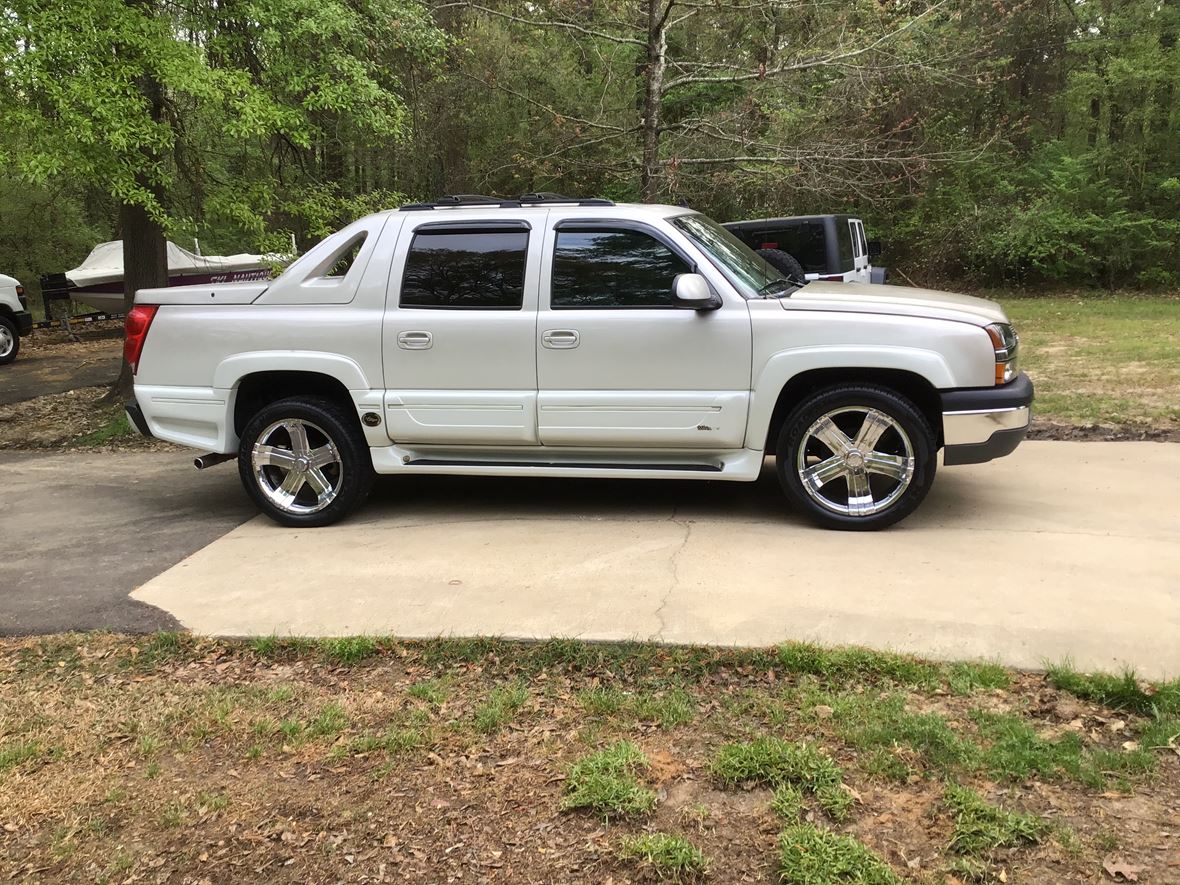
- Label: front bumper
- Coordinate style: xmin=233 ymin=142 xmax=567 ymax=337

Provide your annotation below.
xmin=940 ymin=373 xmax=1034 ymax=466
xmin=14 ymin=310 xmax=33 ymax=336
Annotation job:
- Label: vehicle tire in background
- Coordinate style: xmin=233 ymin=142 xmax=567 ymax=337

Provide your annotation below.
xmin=776 ymin=384 xmax=937 ymax=531
xmin=237 ymin=396 xmax=374 ymax=528
xmin=757 ymin=248 xmax=806 ymax=283
xmin=0 ymin=316 xmax=19 ymax=365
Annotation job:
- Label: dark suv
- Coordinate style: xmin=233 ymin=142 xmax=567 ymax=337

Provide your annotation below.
xmin=725 ymin=214 xmax=885 ymax=284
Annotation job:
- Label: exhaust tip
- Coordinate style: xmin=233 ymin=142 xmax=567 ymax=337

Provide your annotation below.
xmin=194 ymin=453 xmax=237 ymax=470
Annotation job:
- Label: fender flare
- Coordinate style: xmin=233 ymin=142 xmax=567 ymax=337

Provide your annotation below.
xmin=214 ymin=351 xmax=371 ymax=391
xmin=747 ymin=345 xmax=954 ymax=447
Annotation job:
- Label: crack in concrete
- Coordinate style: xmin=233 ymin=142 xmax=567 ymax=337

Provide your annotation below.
xmin=654 ymin=507 xmax=693 ymax=640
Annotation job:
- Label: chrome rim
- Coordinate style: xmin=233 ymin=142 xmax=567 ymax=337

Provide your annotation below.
xmin=0 ymin=325 xmax=13 ymax=358
xmin=251 ymin=419 xmax=342 ymax=515
xmin=795 ymin=406 xmax=915 ymax=517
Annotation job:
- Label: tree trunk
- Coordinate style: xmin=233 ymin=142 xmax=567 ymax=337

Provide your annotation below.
xmin=639 ymin=0 xmax=667 ymax=202
xmin=107 ymin=57 xmax=168 ymax=402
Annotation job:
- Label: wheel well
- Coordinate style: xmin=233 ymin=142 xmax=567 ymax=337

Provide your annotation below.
xmin=233 ymin=371 xmax=358 ymax=437
xmin=764 ymin=368 xmax=944 ymax=451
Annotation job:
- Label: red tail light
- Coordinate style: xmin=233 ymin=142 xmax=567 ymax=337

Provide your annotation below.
xmin=124 ymin=305 xmax=159 ymax=375
xmin=14 ymin=285 xmax=23 ymax=296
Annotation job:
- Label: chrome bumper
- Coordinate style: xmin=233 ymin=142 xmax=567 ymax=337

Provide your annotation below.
xmin=940 ymin=374 xmax=1034 ymax=466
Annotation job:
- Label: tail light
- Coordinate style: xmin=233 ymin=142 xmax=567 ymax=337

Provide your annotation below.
xmin=14 ymin=285 xmax=23 ymax=296
xmin=124 ymin=304 xmax=159 ymax=375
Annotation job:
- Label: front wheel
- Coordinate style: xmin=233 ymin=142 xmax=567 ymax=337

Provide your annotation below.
xmin=238 ymin=396 xmax=374 ymax=527
xmin=776 ymin=385 xmax=937 ymax=531
xmin=0 ymin=316 xmax=19 ymax=365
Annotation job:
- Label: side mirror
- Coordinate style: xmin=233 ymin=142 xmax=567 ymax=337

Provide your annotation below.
xmin=867 ymin=239 xmax=883 ymax=259
xmin=671 ymin=273 xmax=722 ymax=311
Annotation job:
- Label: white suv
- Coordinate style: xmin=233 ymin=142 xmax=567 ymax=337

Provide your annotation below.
xmin=125 ymin=194 xmax=1032 ymax=531
xmin=0 ymin=273 xmax=33 ymax=365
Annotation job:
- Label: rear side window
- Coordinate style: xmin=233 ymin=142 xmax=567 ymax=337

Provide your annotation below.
xmin=755 ymin=224 xmax=828 ymax=274
xmin=551 ymin=229 xmax=689 ymax=309
xmin=400 ymin=228 xmax=528 ymax=309
xmin=835 ymin=220 xmax=855 ymax=272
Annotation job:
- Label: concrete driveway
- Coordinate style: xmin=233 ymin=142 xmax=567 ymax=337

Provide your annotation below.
xmin=0 ymin=451 xmax=255 ymax=634
xmin=123 ymin=441 xmax=1180 ymax=678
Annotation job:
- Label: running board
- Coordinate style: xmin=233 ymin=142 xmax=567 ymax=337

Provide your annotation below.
xmin=406 ymin=458 xmax=721 ymax=472
xmin=369 ymin=446 xmax=765 ymax=482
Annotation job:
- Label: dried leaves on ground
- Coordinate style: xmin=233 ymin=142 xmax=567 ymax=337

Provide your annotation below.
xmin=2 ymin=634 xmax=1178 ymax=883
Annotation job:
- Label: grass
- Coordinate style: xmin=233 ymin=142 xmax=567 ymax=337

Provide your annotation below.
xmin=579 ymin=685 xmax=695 ymax=728
xmin=1047 ymin=663 xmax=1180 ymax=718
xmin=711 ymin=737 xmax=842 ymax=791
xmin=407 ymin=678 xmax=451 ymax=706
xmin=943 ymin=783 xmax=1048 ymax=856
xmin=73 ymin=408 xmax=133 ymax=447
xmin=776 ymin=642 xmax=939 ymax=688
xmin=1001 ymin=295 xmax=1180 ymax=429
xmin=473 ymin=683 xmax=528 ymax=734
xmin=0 ymin=740 xmax=42 ymax=774
xmin=618 ymin=832 xmax=709 ymax=879
xmin=562 ymin=740 xmax=657 ymax=816
xmin=770 ymin=783 xmax=805 ymax=821
xmin=777 ymin=824 xmax=900 ymax=884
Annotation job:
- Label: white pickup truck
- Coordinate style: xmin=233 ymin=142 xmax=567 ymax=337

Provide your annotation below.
xmin=0 ymin=272 xmax=33 ymax=364
xmin=126 ymin=194 xmax=1033 ymax=531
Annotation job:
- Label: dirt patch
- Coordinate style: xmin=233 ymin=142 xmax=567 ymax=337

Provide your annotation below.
xmin=1 ymin=636 xmax=1177 ymax=884
xmin=0 ymin=386 xmax=177 ymax=451
xmin=1028 ymin=419 xmax=1180 ymax=444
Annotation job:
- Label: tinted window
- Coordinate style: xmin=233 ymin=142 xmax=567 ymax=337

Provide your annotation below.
xmin=400 ymin=228 xmax=528 ymax=309
xmin=753 ymin=224 xmax=828 ymax=273
xmin=835 ymin=220 xmax=855 ymax=272
xmin=325 ymin=235 xmax=366 ymax=278
xmin=551 ymin=229 xmax=689 ymax=308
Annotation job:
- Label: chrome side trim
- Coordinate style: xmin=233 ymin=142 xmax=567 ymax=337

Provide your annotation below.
xmin=942 ymin=406 xmax=1030 ymax=447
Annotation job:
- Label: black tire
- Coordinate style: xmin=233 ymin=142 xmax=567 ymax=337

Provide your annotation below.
xmin=237 ymin=395 xmax=374 ymax=528
xmin=0 ymin=316 xmax=19 ymax=365
xmin=757 ymin=248 xmax=806 ymax=284
xmin=775 ymin=384 xmax=937 ymax=531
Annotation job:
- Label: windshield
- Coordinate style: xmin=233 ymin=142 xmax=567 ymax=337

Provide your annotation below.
xmin=671 ymin=213 xmax=796 ymax=298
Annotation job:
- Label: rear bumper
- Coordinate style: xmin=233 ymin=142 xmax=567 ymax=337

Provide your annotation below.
xmin=14 ymin=310 xmax=33 ymax=336
xmin=125 ymin=400 xmax=153 ymax=439
xmin=941 ymin=373 xmax=1034 ymax=466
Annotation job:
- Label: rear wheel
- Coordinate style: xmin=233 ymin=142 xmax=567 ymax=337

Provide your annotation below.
xmin=0 ymin=316 xmax=18 ymax=365
xmin=238 ymin=396 xmax=374 ymax=527
xmin=776 ymin=384 xmax=937 ymax=530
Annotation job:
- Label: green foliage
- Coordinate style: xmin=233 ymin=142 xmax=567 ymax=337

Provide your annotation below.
xmin=711 ymin=738 xmax=842 ymax=791
xmin=770 ymin=783 xmax=805 ymax=821
xmin=777 ymin=825 xmax=900 ymax=885
xmin=320 ymin=636 xmax=379 ymax=665
xmin=1048 ymin=664 xmax=1180 ymax=718
xmin=578 ymin=685 xmax=695 ymax=729
xmin=776 ymin=643 xmax=939 ymax=688
xmin=474 ymin=683 xmax=528 ymax=734
xmin=821 ymin=692 xmax=979 ymax=773
xmin=0 ymin=740 xmax=42 ymax=774
xmin=943 ymin=784 xmax=1047 ymax=856
xmin=618 ymin=832 xmax=709 ymax=879
xmin=562 ymin=741 xmax=656 ymax=817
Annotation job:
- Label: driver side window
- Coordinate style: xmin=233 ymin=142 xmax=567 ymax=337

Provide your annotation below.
xmin=551 ymin=228 xmax=689 ymax=309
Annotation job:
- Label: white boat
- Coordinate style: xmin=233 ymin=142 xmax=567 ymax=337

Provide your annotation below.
xmin=64 ymin=240 xmax=275 ymax=313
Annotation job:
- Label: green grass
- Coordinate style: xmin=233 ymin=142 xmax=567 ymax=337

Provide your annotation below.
xmin=618 ymin=832 xmax=709 ymax=879
xmin=711 ymin=737 xmax=842 ymax=791
xmin=777 ymin=824 xmax=900 ymax=884
xmin=776 ymin=642 xmax=939 ymax=688
xmin=948 ymin=661 xmax=1011 ymax=695
xmin=407 ymin=678 xmax=451 ymax=706
xmin=74 ymin=409 xmax=133 ymax=446
xmin=1047 ymin=663 xmax=1180 ymax=718
xmin=943 ymin=783 xmax=1047 ymax=856
xmin=819 ymin=692 xmax=979 ymax=774
xmin=562 ymin=740 xmax=657 ymax=817
xmin=816 ymin=782 xmax=854 ymax=822
xmin=578 ymin=685 xmax=695 ymax=728
xmin=973 ymin=710 xmax=1154 ymax=788
xmin=320 ymin=636 xmax=379 ymax=665
xmin=770 ymin=783 xmax=805 ymax=821
xmin=474 ymin=683 xmax=528 ymax=734
xmin=0 ymin=740 xmax=42 ymax=774
xmin=1002 ymin=295 xmax=1180 ymax=428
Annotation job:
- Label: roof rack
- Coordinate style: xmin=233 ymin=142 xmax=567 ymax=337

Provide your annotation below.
xmin=399 ymin=193 xmax=615 ymax=211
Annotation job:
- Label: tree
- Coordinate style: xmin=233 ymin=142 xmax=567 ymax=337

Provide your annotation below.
xmin=0 ymin=0 xmax=446 ymax=394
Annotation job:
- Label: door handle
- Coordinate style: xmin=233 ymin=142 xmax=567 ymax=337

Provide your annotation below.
xmin=541 ymin=329 xmax=579 ymax=349
xmin=397 ymin=330 xmax=432 ymax=350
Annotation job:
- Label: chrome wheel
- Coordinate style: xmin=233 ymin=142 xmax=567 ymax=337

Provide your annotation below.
xmin=251 ymin=419 xmax=342 ymax=515
xmin=795 ymin=407 xmax=915 ymax=518
xmin=0 ymin=324 xmax=13 ymax=359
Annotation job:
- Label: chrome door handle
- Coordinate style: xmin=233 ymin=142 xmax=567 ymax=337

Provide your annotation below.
xmin=541 ymin=329 xmax=579 ymax=349
xmin=397 ymin=330 xmax=432 ymax=350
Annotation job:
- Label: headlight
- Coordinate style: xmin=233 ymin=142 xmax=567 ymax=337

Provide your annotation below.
xmin=985 ymin=323 xmax=1019 ymax=385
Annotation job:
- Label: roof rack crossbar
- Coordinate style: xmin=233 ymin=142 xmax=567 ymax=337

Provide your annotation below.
xmin=400 ymin=193 xmax=615 ymax=211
